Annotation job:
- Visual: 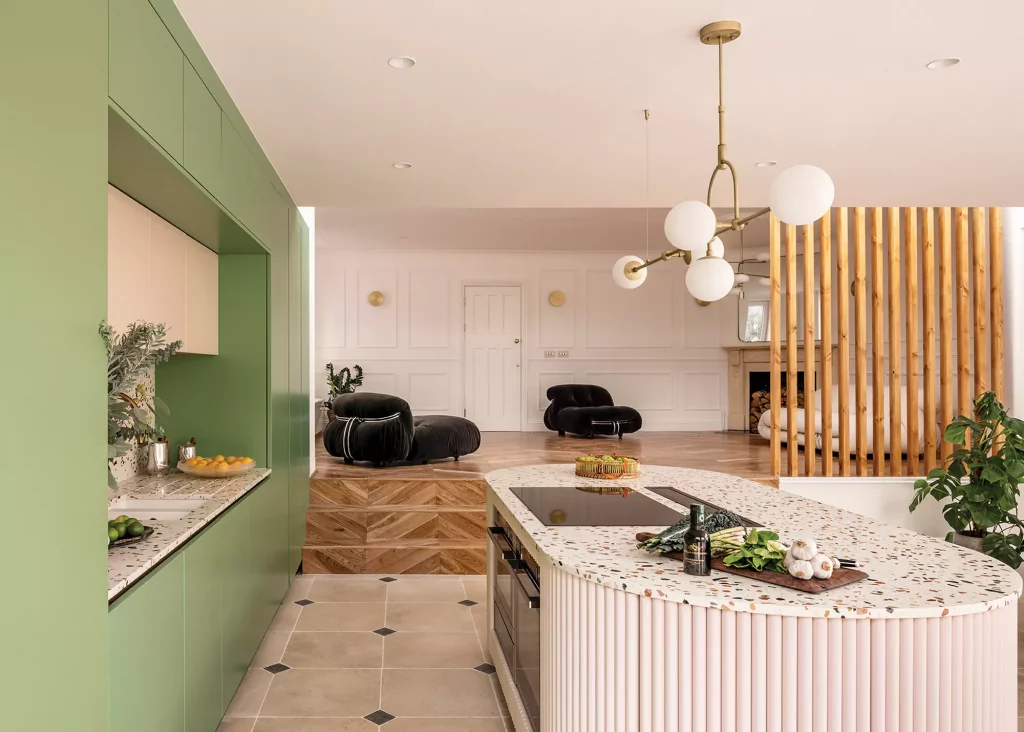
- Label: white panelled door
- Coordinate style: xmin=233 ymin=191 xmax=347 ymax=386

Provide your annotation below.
xmin=464 ymin=286 xmax=522 ymax=431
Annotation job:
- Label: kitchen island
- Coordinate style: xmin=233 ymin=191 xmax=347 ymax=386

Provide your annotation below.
xmin=485 ymin=464 xmax=1021 ymax=732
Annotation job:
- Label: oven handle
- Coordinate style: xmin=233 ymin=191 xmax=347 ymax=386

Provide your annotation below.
xmin=511 ymin=564 xmax=541 ymax=610
xmin=487 ymin=526 xmax=517 ymax=561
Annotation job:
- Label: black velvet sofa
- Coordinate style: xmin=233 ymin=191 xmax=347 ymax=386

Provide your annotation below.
xmin=542 ymin=384 xmax=642 ymax=439
xmin=323 ymin=392 xmax=480 ymax=466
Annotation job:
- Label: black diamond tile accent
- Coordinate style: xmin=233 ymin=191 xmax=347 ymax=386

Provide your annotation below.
xmin=373 ymin=627 xmax=397 ymax=637
xmin=379 ymin=576 xmax=398 ymax=583
xmin=294 ymin=598 xmax=314 ymax=606
xmin=458 ymin=599 xmax=478 ymax=607
xmin=473 ymin=663 xmax=497 ymax=675
xmin=364 ymin=709 xmax=396 ymax=725
xmin=263 ymin=663 xmax=291 ymax=674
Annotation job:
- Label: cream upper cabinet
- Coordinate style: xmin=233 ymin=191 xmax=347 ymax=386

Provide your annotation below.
xmin=107 ymin=185 xmax=218 ymax=354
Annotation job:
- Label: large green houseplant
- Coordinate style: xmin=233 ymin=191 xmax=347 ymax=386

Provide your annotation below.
xmin=910 ymin=391 xmax=1024 ymax=568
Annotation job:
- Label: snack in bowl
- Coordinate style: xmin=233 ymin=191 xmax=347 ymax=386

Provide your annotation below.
xmin=178 ymin=454 xmax=256 ymax=477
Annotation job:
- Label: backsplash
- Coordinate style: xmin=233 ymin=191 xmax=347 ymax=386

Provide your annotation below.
xmin=109 ymin=365 xmax=155 ymax=484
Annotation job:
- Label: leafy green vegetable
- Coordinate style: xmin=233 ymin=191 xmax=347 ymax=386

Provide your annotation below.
xmin=637 ymin=509 xmax=745 ymax=554
xmin=721 ymin=529 xmax=788 ymax=573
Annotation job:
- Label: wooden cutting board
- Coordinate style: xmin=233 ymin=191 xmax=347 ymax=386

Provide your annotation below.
xmin=635 ymin=532 xmax=868 ymax=594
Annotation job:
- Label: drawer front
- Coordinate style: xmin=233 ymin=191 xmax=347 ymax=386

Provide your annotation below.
xmin=493 ymin=600 xmax=515 ymax=670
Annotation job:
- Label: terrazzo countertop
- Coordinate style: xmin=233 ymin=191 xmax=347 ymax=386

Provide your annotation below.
xmin=485 ymin=464 xmax=1022 ymax=619
xmin=107 ymin=469 xmax=271 ymax=601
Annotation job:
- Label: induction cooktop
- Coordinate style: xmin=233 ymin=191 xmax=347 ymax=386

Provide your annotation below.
xmin=508 ymin=485 xmax=684 ymax=526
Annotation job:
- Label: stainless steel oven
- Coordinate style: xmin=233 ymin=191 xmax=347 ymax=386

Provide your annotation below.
xmin=489 ymin=509 xmax=542 ymax=731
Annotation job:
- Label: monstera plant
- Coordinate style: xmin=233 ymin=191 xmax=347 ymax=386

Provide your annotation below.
xmin=910 ymin=391 xmax=1024 ymax=568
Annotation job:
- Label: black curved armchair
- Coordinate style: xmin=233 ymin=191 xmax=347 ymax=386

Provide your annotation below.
xmin=542 ymin=384 xmax=642 ymax=439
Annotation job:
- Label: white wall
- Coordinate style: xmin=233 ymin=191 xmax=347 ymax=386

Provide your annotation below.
xmin=300 ymin=206 xmax=316 ymax=473
xmin=315 ymin=249 xmax=731 ymax=430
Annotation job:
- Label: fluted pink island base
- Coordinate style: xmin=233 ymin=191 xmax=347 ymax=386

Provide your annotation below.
xmin=540 ymin=567 xmax=1017 ymax=732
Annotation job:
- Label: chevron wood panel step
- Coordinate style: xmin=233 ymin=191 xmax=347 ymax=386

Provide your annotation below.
xmin=310 ymin=478 xmax=487 ymax=507
xmin=303 ymin=543 xmax=486 ymax=575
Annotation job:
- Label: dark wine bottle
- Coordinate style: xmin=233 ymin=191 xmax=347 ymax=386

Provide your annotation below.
xmin=682 ymin=503 xmax=711 ymax=576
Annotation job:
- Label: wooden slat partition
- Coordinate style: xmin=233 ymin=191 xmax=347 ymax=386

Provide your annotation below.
xmin=887 ymin=208 xmax=902 ymax=476
xmin=835 ymin=208 xmax=850 ymax=476
xmin=870 ymin=208 xmax=885 ymax=476
xmin=921 ymin=209 xmax=937 ymax=473
xmin=853 ymin=208 xmax=868 ymax=475
xmin=938 ymin=208 xmax=954 ymax=461
xmin=786 ymin=224 xmax=798 ymax=476
xmin=972 ymin=208 xmax=987 ymax=395
xmin=904 ymin=208 xmax=920 ymax=476
xmin=819 ymin=213 xmax=833 ymax=476
xmin=769 ymin=214 xmax=782 ymax=477
xmin=955 ymin=208 xmax=971 ymax=419
xmin=765 ymin=205 xmax=1005 ymax=479
xmin=990 ymin=208 xmax=1004 ymax=402
xmin=803 ymin=223 xmax=816 ymax=477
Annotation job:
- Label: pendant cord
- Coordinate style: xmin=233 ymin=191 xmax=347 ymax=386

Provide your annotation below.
xmin=644 ymin=109 xmax=650 ymax=261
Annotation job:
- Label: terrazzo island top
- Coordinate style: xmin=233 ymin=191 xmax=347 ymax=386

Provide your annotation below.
xmin=107 ymin=469 xmax=271 ymax=601
xmin=485 ymin=464 xmax=1022 ymax=619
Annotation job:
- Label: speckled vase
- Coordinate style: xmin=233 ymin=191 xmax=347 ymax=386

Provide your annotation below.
xmin=953 ymin=532 xmax=985 ymax=553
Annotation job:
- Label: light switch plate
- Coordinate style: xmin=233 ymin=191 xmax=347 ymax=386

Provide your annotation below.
xmin=557 ymin=351 xmax=569 ymax=357
xmin=543 ymin=351 xmax=555 ymax=358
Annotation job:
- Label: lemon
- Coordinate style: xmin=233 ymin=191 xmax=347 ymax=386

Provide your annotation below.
xmin=214 ymin=454 xmax=225 ymax=462
xmin=113 ymin=522 xmax=128 ymax=539
xmin=241 ymin=457 xmax=253 ymax=464
xmin=108 ymin=527 xmax=119 ymax=543
xmin=127 ymin=522 xmax=146 ymax=538
xmin=226 ymin=456 xmax=237 ymax=463
xmin=215 ymin=463 xmax=229 ymax=471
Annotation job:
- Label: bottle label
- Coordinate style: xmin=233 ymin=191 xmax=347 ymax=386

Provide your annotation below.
xmin=684 ymin=543 xmax=710 ymax=575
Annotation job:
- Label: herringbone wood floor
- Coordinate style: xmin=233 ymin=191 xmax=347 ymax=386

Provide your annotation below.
xmin=314 ymin=430 xmax=784 ymax=485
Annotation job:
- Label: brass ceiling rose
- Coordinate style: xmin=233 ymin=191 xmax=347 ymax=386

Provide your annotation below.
xmin=699 ymin=20 xmax=742 ymax=45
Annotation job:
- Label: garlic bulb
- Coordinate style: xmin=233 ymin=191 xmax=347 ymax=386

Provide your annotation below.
xmin=783 ymin=550 xmax=795 ymax=569
xmin=788 ymin=559 xmax=814 ymax=580
xmin=809 ymin=554 xmax=834 ymax=580
xmin=789 ymin=538 xmax=818 ymax=561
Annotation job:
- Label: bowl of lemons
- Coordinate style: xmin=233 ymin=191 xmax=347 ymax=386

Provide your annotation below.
xmin=108 ymin=515 xmax=152 ymax=548
xmin=177 ymin=454 xmax=256 ymax=478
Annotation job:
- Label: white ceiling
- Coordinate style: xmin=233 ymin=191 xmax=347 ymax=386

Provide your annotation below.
xmin=315 ymin=206 xmax=771 ymax=254
xmin=175 ymin=0 xmax=1024 ymax=209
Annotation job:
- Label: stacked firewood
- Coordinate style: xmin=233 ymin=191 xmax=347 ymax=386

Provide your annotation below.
xmin=749 ymin=387 xmax=805 ymax=431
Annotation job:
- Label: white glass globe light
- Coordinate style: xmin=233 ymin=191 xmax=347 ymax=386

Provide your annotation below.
xmin=733 ymin=272 xmax=750 ymax=284
xmin=685 ymin=255 xmax=735 ymax=302
xmin=706 ymin=236 xmax=725 ymax=258
xmin=664 ymin=201 xmax=718 ymax=251
xmin=611 ymin=255 xmax=647 ymax=289
xmin=769 ymin=165 xmax=834 ymax=225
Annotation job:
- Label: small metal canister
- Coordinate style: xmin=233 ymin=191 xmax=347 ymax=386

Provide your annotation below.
xmin=178 ymin=437 xmax=197 ymax=463
xmin=147 ymin=440 xmax=170 ymax=476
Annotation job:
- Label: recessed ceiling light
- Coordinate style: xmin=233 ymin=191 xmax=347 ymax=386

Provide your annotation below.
xmin=926 ymin=57 xmax=960 ymax=69
xmin=393 ymin=162 xmax=412 ymax=169
xmin=756 ymin=160 xmax=777 ymax=168
xmin=388 ymin=56 xmax=416 ymax=69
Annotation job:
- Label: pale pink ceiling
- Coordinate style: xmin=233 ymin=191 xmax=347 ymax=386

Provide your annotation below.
xmin=175 ymin=0 xmax=1024 ymax=208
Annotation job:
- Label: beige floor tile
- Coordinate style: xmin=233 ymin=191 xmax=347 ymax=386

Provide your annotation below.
xmin=387 ymin=602 xmax=475 ymax=632
xmin=308 ymin=576 xmax=388 ymax=603
xmin=294 ymin=602 xmax=386 ymax=631
xmin=284 ymin=576 xmax=314 ymax=604
xmin=224 ymin=669 xmax=273 ymax=717
xmin=260 ymin=668 xmax=382 ymax=717
xmin=217 ymin=719 xmax=256 ymax=732
xmin=251 ymin=631 xmax=291 ymax=668
xmin=382 ymin=669 xmax=500 ymax=717
xmin=387 ymin=578 xmax=467 ymax=602
xmin=491 ymin=676 xmax=511 ymax=716
xmin=385 ymin=720 xmax=506 ymax=732
xmin=462 ymin=575 xmax=487 ymax=603
xmin=270 ymin=602 xmax=302 ymax=632
xmin=384 ymin=632 xmax=485 ymax=668
xmin=283 ymin=631 xmax=383 ymax=669
xmin=252 ymin=719 xmax=374 ymax=731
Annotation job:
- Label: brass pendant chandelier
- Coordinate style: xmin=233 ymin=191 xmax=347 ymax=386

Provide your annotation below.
xmin=612 ymin=20 xmax=834 ymax=302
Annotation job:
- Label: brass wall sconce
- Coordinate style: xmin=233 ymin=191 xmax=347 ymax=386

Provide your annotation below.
xmin=367 ymin=291 xmax=385 ymax=307
xmin=548 ymin=291 xmax=566 ymax=307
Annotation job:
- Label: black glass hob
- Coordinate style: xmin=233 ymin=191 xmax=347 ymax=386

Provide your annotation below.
xmin=508 ymin=485 xmax=684 ymax=526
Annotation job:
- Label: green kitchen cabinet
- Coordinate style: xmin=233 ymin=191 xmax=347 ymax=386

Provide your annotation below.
xmin=183 ymin=523 xmax=226 ymax=731
xmin=248 ymin=475 xmax=289 ymax=645
xmin=289 ymin=210 xmax=310 ymax=572
xmin=109 ymin=0 xmax=184 ymax=163
xmin=108 ymin=554 xmax=185 ymax=732
xmin=219 ymin=496 xmax=253 ymax=703
xmin=184 ymin=60 xmax=222 ymax=201
xmin=220 ymin=115 xmax=254 ymax=234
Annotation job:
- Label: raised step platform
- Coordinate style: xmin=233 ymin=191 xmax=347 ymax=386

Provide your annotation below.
xmin=304 ymin=477 xmax=487 ymax=575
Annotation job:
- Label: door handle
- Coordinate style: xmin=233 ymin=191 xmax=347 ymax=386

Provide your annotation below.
xmin=514 ymin=338 xmax=520 ymax=344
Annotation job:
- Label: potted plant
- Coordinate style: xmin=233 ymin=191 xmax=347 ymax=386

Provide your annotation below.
xmin=324 ymin=364 xmax=363 ymax=421
xmin=910 ymin=391 xmax=1024 ymax=568
xmin=102 ymin=321 xmax=182 ymax=489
